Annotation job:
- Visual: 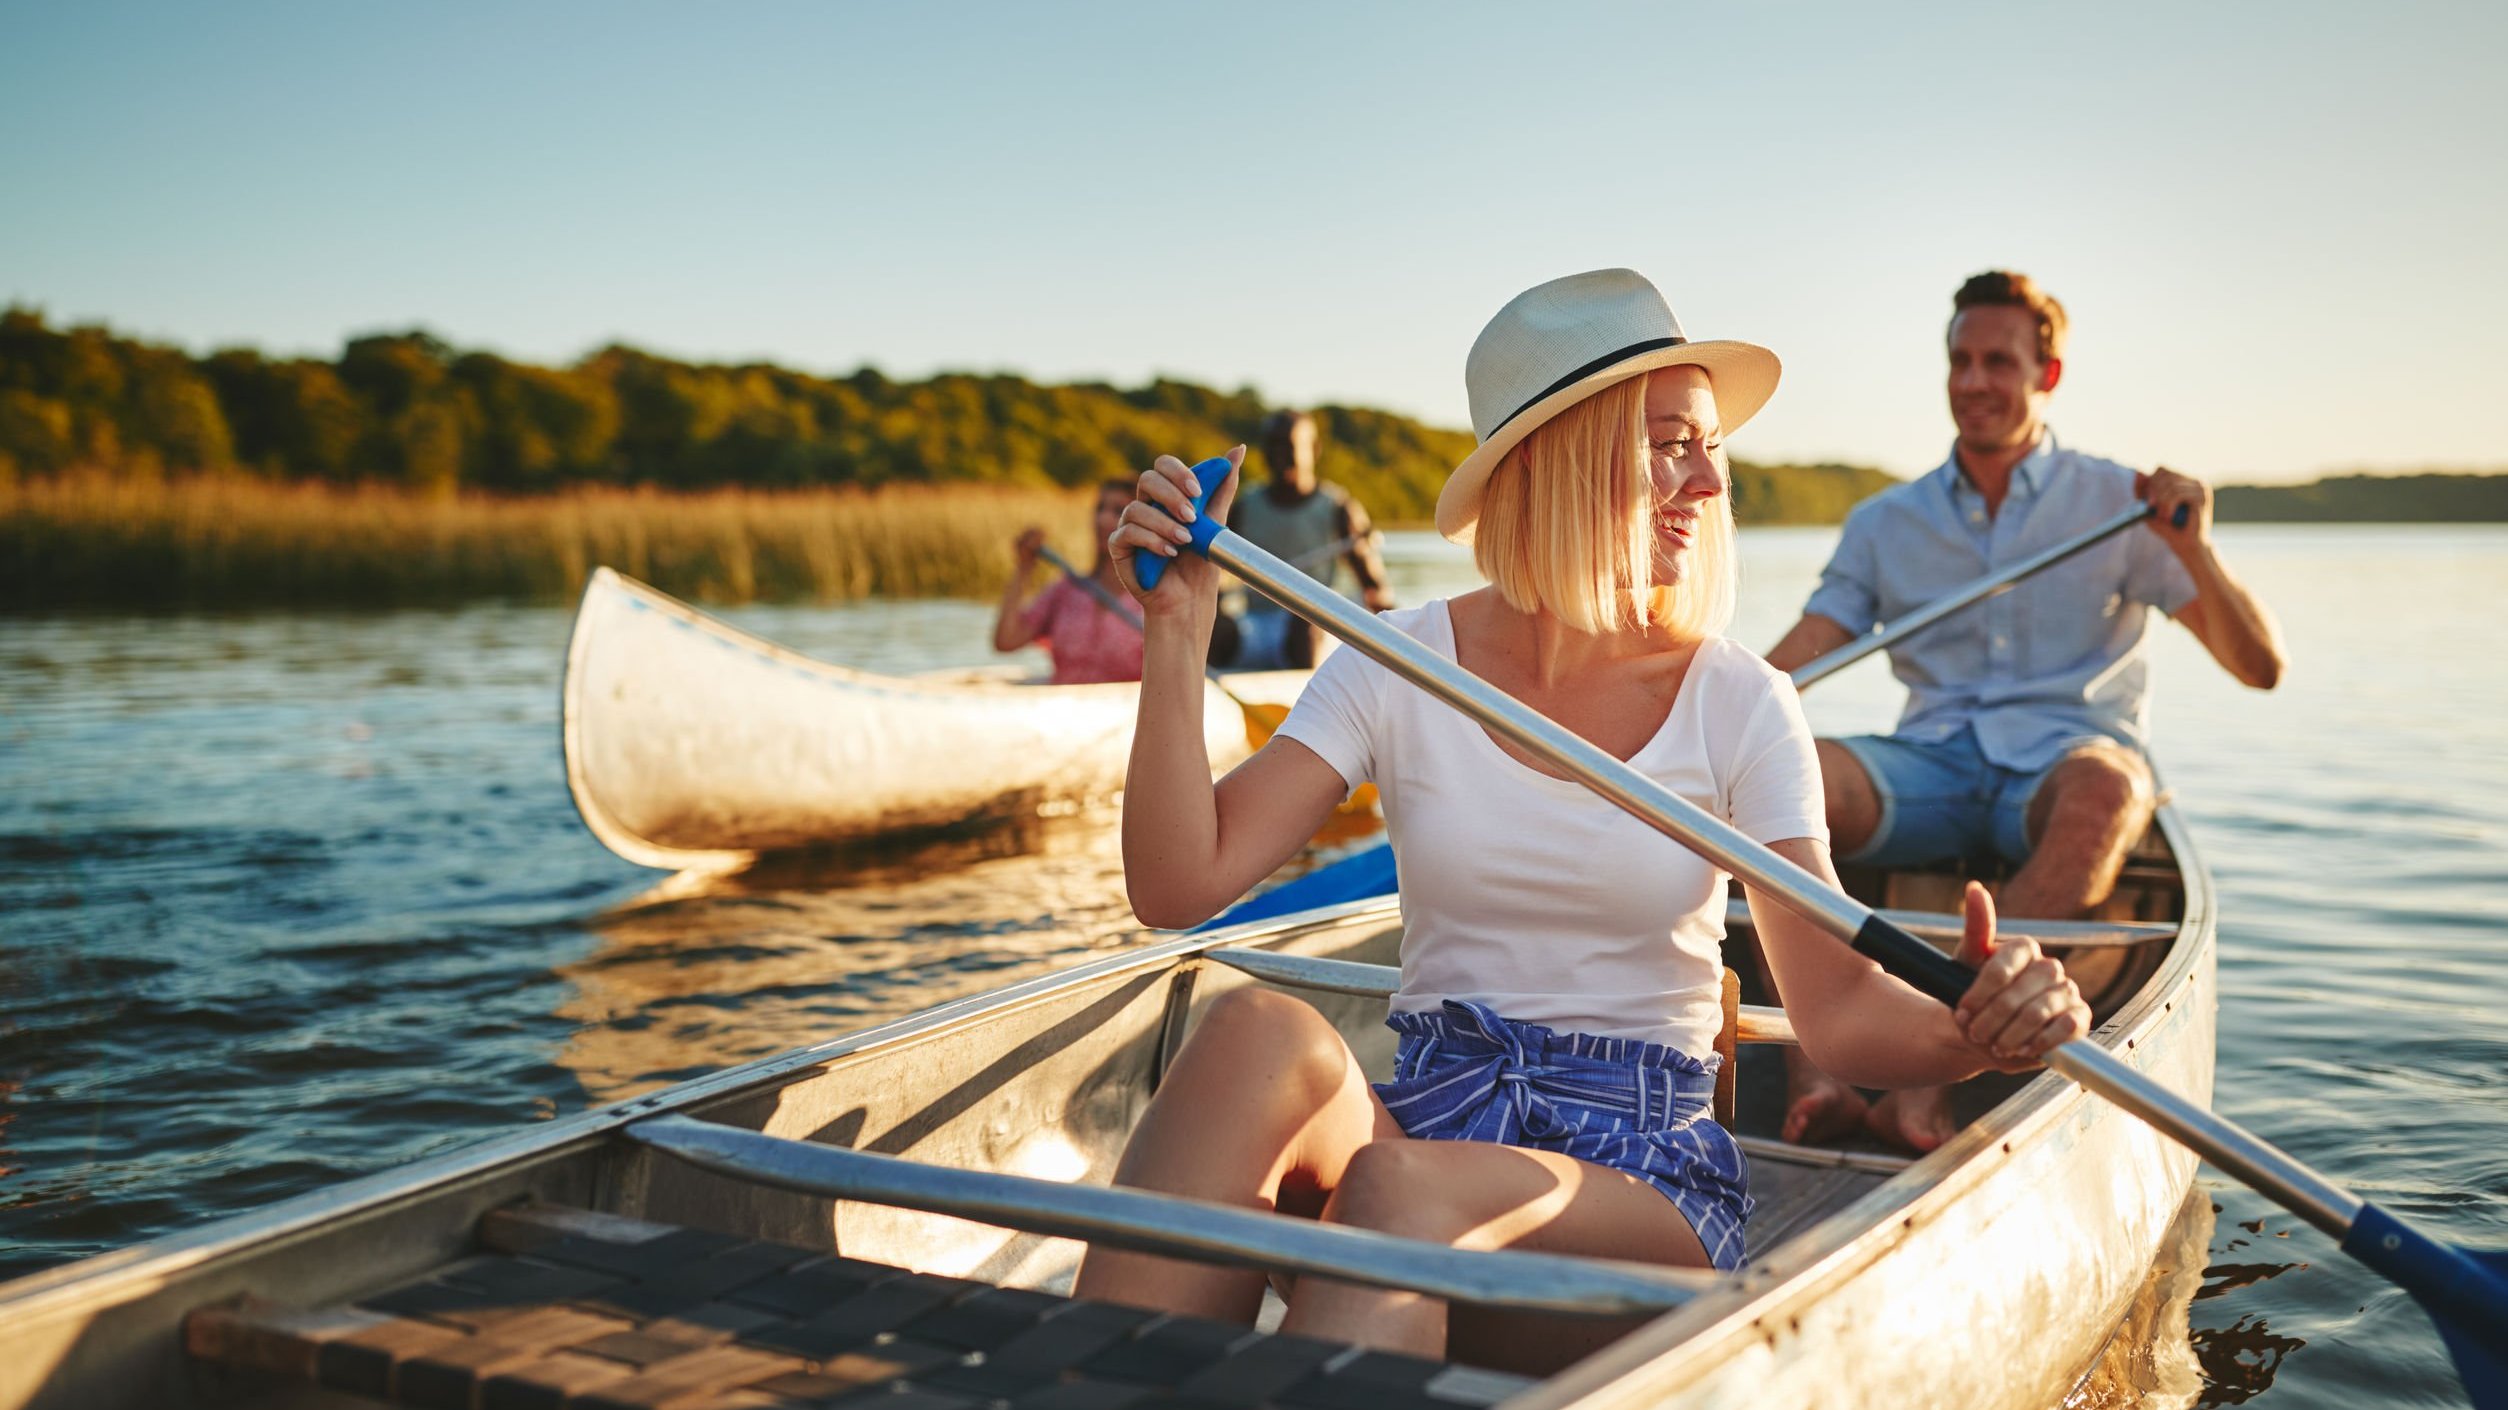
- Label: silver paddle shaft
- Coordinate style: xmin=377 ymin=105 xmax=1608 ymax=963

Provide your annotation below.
xmin=1209 ymin=525 xmax=2367 ymax=1242
xmin=1789 ymin=502 xmax=2155 ymax=689
xmin=2045 ymin=1043 xmax=2360 ymax=1236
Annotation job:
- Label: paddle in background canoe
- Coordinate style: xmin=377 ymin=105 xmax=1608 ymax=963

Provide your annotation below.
xmin=1141 ymin=454 xmax=2507 ymax=1406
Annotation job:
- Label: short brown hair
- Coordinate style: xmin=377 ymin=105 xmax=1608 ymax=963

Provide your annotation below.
xmin=1952 ymin=271 xmax=2068 ymax=365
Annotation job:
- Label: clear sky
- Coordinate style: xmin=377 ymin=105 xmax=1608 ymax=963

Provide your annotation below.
xmin=4 ymin=1 xmax=2502 ymax=482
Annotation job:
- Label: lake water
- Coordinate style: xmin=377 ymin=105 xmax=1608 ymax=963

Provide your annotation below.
xmin=2 ymin=525 xmax=2502 ymax=1407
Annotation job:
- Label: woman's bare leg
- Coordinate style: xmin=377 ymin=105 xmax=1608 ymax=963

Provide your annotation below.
xmin=1279 ymin=1139 xmax=1711 ymax=1367
xmin=1073 ymin=987 xmax=1402 ymax=1322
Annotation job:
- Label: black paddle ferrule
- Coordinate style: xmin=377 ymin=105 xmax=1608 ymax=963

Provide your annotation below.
xmin=1852 ymin=913 xmax=1977 ymax=1007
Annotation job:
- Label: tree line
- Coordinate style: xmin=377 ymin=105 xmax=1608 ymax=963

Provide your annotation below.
xmin=0 ymin=307 xmax=1897 ymax=523
xmin=2215 ymin=473 xmax=2508 ymax=522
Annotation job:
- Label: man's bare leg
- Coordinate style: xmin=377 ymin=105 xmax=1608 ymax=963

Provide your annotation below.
xmin=1776 ymin=739 xmax=1878 ymax=1144
xmin=1862 ymin=745 xmax=2156 ymax=1150
xmin=1999 ymin=745 xmax=2157 ymax=920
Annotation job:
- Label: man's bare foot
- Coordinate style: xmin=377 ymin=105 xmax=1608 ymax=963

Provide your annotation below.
xmin=1781 ymin=1050 xmax=1871 ymax=1144
xmin=1864 ymin=1085 xmax=1960 ymax=1153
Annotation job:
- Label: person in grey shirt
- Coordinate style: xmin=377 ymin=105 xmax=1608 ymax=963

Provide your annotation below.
xmin=1214 ymin=410 xmax=1396 ymax=669
xmin=1763 ymin=270 xmax=2286 ymax=1152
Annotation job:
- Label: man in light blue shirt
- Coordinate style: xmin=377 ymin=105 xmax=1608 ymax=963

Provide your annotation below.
xmin=1765 ymin=271 xmax=2286 ymax=1151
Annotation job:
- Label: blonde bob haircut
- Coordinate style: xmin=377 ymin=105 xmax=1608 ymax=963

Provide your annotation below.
xmin=1469 ymin=374 xmax=1736 ymax=640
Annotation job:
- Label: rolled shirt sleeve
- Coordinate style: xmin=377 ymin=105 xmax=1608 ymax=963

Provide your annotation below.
xmin=1800 ymin=505 xmax=1883 ymax=636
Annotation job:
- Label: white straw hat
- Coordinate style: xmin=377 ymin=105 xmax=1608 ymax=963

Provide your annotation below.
xmin=1437 ymin=269 xmax=1780 ymax=544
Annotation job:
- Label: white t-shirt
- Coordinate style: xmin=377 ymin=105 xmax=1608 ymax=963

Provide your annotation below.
xmin=1274 ymin=599 xmax=1828 ymax=1057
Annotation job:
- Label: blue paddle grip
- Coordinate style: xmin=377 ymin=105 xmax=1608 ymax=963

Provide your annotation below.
xmin=1852 ymin=914 xmax=1977 ymax=1007
xmin=1133 ymin=456 xmax=1232 ymax=591
xmin=2171 ymin=503 xmax=2190 ymax=529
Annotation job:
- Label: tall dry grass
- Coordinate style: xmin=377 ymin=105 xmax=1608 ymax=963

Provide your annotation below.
xmin=0 ymin=474 xmax=1104 ymax=609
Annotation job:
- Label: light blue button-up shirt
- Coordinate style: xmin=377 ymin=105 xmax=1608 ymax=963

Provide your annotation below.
xmin=1801 ymin=433 xmax=2197 ymax=771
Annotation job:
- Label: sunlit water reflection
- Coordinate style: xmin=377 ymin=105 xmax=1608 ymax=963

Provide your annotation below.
xmin=1 ymin=525 xmax=2500 ymax=1407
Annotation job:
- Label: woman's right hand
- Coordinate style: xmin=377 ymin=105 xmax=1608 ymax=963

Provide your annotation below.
xmin=1950 ymin=883 xmax=2090 ymax=1073
xmin=1012 ymin=525 xmax=1046 ymax=571
xmin=1110 ymin=447 xmax=1242 ymax=616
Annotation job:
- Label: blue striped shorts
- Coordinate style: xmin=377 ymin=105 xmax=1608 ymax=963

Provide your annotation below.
xmin=1372 ymin=1000 xmax=1753 ymax=1271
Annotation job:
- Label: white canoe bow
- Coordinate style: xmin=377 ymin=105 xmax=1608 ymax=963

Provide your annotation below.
xmin=562 ymin=568 xmax=1311 ymax=871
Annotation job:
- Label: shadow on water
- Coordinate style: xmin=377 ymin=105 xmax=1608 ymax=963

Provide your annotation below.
xmin=2184 ymin=1201 xmax=2311 ymax=1407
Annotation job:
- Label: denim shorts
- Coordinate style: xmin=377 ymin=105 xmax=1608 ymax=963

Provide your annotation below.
xmin=1372 ymin=1000 xmax=1752 ymax=1271
xmin=1832 ymin=727 xmax=2055 ymax=867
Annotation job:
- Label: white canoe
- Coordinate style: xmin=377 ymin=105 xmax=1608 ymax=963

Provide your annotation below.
xmin=563 ymin=567 xmax=1312 ymax=870
xmin=0 ymin=810 xmax=2215 ymax=1409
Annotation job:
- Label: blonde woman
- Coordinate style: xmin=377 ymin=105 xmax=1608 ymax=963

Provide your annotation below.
xmin=1078 ymin=270 xmax=2088 ymax=1369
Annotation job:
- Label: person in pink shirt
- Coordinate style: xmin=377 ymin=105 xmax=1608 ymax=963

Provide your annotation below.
xmin=992 ymin=479 xmax=1147 ymax=685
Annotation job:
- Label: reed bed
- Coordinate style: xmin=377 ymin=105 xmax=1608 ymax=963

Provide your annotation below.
xmin=0 ymin=474 xmax=1102 ymax=610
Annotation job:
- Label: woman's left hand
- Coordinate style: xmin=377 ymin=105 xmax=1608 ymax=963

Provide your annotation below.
xmin=1950 ymin=882 xmax=2090 ymax=1073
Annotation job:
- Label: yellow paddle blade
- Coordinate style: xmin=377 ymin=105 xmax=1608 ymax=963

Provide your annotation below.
xmin=1235 ymin=697 xmax=1376 ymax=817
xmin=1240 ymin=701 xmax=1291 ymax=750
xmin=1339 ymin=781 xmax=1381 ymax=815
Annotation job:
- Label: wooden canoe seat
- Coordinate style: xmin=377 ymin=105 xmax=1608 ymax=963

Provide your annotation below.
xmin=1714 ymin=967 xmax=1740 ymax=1130
xmin=185 ymin=1203 xmax=1531 ymax=1410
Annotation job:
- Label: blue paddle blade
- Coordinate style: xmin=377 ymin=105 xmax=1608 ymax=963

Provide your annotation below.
xmin=1131 ymin=455 xmax=1231 ymax=591
xmin=1198 ymin=843 xmax=1398 ymax=930
xmin=2340 ymin=1204 xmax=2508 ymax=1407
xmin=2438 ymin=1305 xmax=2508 ymax=1410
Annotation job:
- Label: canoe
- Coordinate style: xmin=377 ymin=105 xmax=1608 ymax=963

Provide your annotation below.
xmin=563 ymin=568 xmax=1313 ymax=871
xmin=0 ymin=805 xmax=2215 ymax=1409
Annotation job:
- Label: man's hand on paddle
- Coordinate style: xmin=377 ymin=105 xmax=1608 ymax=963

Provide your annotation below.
xmin=1111 ymin=448 xmax=1243 ymax=616
xmin=1951 ymin=882 xmax=2091 ymax=1073
xmin=2137 ymin=466 xmax=2212 ymax=558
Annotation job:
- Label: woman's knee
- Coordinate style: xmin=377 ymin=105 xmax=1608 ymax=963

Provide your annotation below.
xmin=1326 ymin=1141 xmax=1479 ymax=1245
xmin=1170 ymin=987 xmax=1357 ymax=1109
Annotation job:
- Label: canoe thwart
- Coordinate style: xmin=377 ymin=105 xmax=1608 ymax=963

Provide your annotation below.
xmin=626 ymin=1114 xmax=1715 ymax=1317
xmin=184 ymin=1201 xmax=1529 ymax=1410
xmin=1207 ymin=948 xmax=1801 ymax=1046
xmin=1733 ymin=1135 xmax=1916 ymax=1176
